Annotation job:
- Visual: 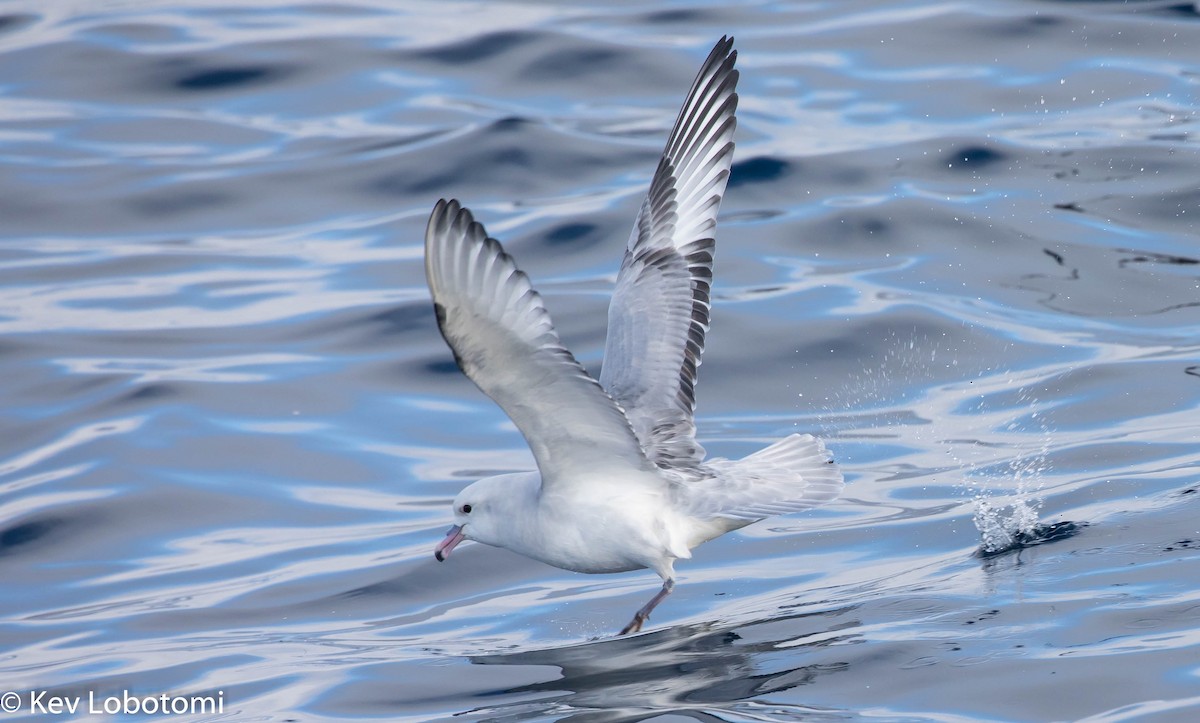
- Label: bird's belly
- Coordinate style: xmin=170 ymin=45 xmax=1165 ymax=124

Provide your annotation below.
xmin=516 ymin=529 xmax=649 ymax=574
xmin=513 ymin=496 xmax=670 ymax=575
xmin=542 ymin=552 xmax=645 ymax=575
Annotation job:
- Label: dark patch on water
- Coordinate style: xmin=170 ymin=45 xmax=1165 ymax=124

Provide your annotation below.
xmin=362 ymin=303 xmax=433 ymax=336
xmin=729 ymin=157 xmax=789 ymax=187
xmin=491 ymin=116 xmax=532 ymax=133
xmin=1054 ymin=201 xmax=1084 ymax=212
xmin=1163 ymin=539 xmax=1196 ymax=552
xmin=1185 ymin=365 xmax=1200 ymax=378
xmin=0 ymin=518 xmax=63 ymax=555
xmin=0 ymin=13 xmax=36 ymax=34
xmin=943 ymin=145 xmax=1006 ymax=171
xmin=123 ymin=383 xmax=180 ymax=403
xmin=1158 ymin=3 xmax=1200 ymax=18
xmin=125 ymin=189 xmax=232 ymax=217
xmin=643 ymin=8 xmax=709 ymax=24
xmin=178 ymin=67 xmax=264 ymax=90
xmin=169 ymin=64 xmax=292 ymax=92
xmin=981 ymin=14 xmax=1064 ymax=38
xmin=1149 ymin=132 xmax=1191 ymax=142
xmin=524 ymin=47 xmax=623 ymax=81
xmin=425 ymin=359 xmax=460 ymax=376
xmin=285 ymin=303 xmax=435 ymax=352
xmin=976 ymin=521 xmax=1085 ymax=558
xmin=544 ymin=222 xmax=599 ymax=247
xmin=414 ymin=30 xmax=533 ymax=65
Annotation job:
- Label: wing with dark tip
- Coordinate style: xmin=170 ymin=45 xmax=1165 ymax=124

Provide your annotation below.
xmin=425 ymin=199 xmax=653 ymax=482
xmin=600 ymin=36 xmax=739 ymax=469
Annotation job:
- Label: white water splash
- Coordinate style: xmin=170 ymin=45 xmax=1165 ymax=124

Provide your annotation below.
xmin=970 ymin=399 xmax=1053 ymax=554
xmin=822 ymin=330 xmax=1059 ymax=555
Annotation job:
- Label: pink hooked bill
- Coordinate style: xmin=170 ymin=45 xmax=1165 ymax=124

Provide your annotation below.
xmin=434 ymin=524 xmax=465 ymax=561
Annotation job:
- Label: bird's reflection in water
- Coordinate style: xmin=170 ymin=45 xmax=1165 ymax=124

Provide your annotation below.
xmin=463 ymin=606 xmax=859 ymax=722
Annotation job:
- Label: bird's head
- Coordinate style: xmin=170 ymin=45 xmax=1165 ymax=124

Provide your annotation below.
xmin=434 ymin=472 xmax=534 ymax=561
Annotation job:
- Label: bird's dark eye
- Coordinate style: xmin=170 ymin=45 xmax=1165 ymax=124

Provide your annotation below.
xmin=462 ymin=504 xmax=473 ymax=514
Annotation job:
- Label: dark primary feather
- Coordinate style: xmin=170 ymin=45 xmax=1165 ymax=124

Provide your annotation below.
xmin=600 ymin=36 xmax=740 ymax=469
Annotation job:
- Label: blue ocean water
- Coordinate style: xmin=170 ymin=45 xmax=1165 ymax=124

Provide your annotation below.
xmin=1 ymin=1 xmax=1198 ymax=721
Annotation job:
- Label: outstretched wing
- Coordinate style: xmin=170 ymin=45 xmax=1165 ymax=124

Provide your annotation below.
xmin=599 ymin=36 xmax=739 ymax=470
xmin=425 ymin=199 xmax=652 ymax=482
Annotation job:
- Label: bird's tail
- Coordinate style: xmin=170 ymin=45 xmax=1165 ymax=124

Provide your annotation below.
xmin=715 ymin=433 xmax=844 ymax=521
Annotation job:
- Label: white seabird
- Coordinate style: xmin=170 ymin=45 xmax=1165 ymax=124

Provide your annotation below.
xmin=426 ymin=36 xmax=843 ymax=635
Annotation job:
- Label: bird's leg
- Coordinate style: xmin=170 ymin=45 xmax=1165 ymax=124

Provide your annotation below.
xmin=618 ymin=578 xmax=675 ymax=635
